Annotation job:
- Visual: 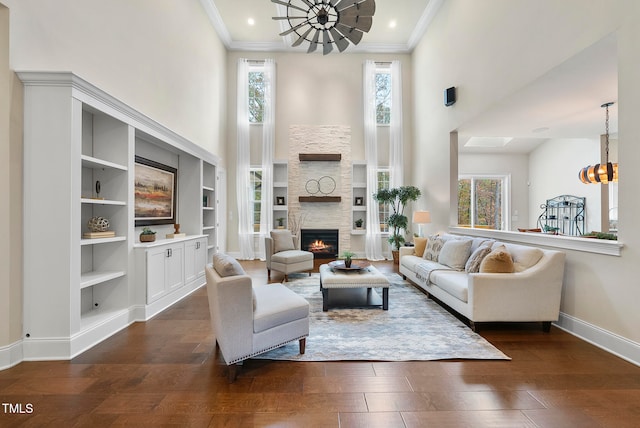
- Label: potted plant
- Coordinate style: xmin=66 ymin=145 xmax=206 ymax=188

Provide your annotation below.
xmin=276 ymin=217 xmax=285 ymax=229
xmin=373 ymin=185 xmax=421 ymax=263
xmin=341 ymin=250 xmax=356 ymax=268
xmin=355 ymin=218 xmax=364 ymax=229
xmin=139 ymin=227 xmax=156 ymax=242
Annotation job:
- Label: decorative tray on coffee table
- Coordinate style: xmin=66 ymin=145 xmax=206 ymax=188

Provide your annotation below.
xmin=328 ymin=260 xmax=370 ymax=272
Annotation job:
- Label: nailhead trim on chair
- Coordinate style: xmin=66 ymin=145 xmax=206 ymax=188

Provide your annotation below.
xmin=226 ymin=334 xmax=309 ymax=365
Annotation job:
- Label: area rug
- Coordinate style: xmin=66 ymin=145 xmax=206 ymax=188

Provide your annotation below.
xmin=255 ymin=272 xmax=510 ymax=361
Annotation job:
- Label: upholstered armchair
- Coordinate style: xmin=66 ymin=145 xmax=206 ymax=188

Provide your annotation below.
xmin=265 ymin=229 xmax=314 ymax=281
xmin=206 ymin=253 xmax=310 ymax=382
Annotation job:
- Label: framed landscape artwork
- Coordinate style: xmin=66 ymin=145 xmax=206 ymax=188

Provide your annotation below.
xmin=134 ymin=156 xmax=177 ymax=226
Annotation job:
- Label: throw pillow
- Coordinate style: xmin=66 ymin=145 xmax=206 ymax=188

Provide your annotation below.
xmin=438 ymin=238 xmax=473 ymax=271
xmin=479 ymin=245 xmax=515 ymax=273
xmin=213 ymin=253 xmax=246 ymax=277
xmin=271 ymin=229 xmax=295 ymax=253
xmin=509 ymin=246 xmax=544 ymax=272
xmin=423 ymin=235 xmax=445 ymax=261
xmin=465 ymin=243 xmax=493 ymax=273
xmin=413 ymin=237 xmax=427 ymax=258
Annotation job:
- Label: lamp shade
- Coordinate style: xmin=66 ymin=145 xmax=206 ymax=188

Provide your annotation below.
xmin=413 ymin=211 xmax=431 ymax=224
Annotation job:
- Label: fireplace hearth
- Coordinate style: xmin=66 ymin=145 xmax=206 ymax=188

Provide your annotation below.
xmin=301 ymin=229 xmax=339 ymax=259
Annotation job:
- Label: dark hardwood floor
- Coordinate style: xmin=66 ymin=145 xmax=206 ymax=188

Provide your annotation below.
xmin=1 ymin=260 xmax=639 ymax=427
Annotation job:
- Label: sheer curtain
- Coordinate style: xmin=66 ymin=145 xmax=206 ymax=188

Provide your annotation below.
xmin=389 ymin=60 xmax=404 ymax=189
xmin=236 ymin=58 xmax=255 ymax=259
xmin=363 ymin=60 xmax=384 ymax=260
xmin=258 ymin=59 xmax=276 ymax=259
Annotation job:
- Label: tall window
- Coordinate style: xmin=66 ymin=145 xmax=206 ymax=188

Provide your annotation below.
xmin=375 ymin=70 xmax=391 ymax=124
xmin=248 ymin=71 xmax=265 ymax=123
xmin=458 ymin=175 xmax=508 ymax=230
xmin=250 ymin=168 xmax=262 ymax=232
xmin=377 ymin=169 xmax=390 ymax=232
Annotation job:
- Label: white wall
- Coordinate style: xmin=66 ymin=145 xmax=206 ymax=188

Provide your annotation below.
xmin=458 ymin=153 xmax=530 ymax=230
xmin=2 ymin=0 xmax=227 ymax=158
xmin=225 ymin=51 xmax=413 ymax=255
xmin=528 ymin=138 xmax=602 ymax=233
xmin=0 ymin=0 xmax=227 ymax=355
xmin=413 ymin=0 xmax=640 ymax=354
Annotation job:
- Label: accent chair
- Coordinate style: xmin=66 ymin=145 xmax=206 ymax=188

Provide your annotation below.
xmin=265 ymin=229 xmax=314 ymax=281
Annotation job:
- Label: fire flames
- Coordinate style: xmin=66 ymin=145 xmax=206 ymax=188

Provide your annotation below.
xmin=308 ymin=240 xmax=333 ymax=253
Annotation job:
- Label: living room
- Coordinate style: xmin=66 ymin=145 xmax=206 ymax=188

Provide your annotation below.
xmin=1 ymin=0 xmax=640 ymax=424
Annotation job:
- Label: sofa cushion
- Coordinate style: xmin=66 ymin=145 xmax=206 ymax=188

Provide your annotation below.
xmin=465 ymin=243 xmax=493 ymax=273
xmin=508 ymin=245 xmax=544 ymax=272
xmin=413 ymin=237 xmax=427 ymax=258
xmin=213 ymin=253 xmax=246 ymax=277
xmin=438 ymin=238 xmax=472 ymax=270
xmin=253 ymin=283 xmax=309 ymax=333
xmin=423 ymin=234 xmax=446 ymax=261
xmin=479 ymin=245 xmax=515 ymax=273
xmin=430 ymin=270 xmax=469 ymax=302
xmin=271 ymin=250 xmax=314 ymax=264
xmin=271 ymin=229 xmax=295 ymax=253
xmin=470 ymin=237 xmax=495 ymax=253
xmin=401 ymin=255 xmax=425 ymax=272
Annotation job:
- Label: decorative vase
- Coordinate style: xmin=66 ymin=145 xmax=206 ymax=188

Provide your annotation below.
xmin=345 ymin=259 xmax=352 ymax=268
xmin=391 ymin=250 xmax=399 ymax=265
xmin=140 ymin=233 xmax=156 ymax=242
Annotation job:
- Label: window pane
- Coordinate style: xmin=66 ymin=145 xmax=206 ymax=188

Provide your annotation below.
xmin=248 ymin=71 xmax=264 ymax=123
xmin=457 ymin=176 xmax=505 ymax=230
xmin=458 ymin=179 xmax=471 ymax=226
xmin=377 ymin=170 xmax=390 ymax=232
xmin=375 ymin=72 xmax=391 ymax=124
xmin=475 ymin=179 xmax=502 ymax=229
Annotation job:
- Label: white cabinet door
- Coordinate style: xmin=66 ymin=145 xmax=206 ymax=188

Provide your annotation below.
xmin=146 ymin=243 xmax=185 ymax=303
xmin=185 ymin=238 xmax=207 ymax=284
xmin=166 ymin=244 xmax=184 ymax=292
xmin=147 ymin=247 xmax=169 ymax=303
xmin=195 ymin=238 xmax=208 ymax=278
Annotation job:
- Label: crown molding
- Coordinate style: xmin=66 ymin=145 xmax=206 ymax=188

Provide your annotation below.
xmin=199 ymin=0 xmax=232 ymax=47
xmin=408 ymin=0 xmax=446 ymax=50
xmin=203 ymin=0 xmax=443 ymax=55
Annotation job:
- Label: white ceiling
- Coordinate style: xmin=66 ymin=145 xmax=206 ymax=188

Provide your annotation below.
xmin=199 ymin=1 xmax=618 ymax=155
xmin=458 ymin=34 xmax=618 ymax=154
xmin=200 ymin=0 xmax=441 ymax=52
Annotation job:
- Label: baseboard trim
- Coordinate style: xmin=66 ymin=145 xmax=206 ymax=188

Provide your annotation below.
xmin=0 ymin=340 xmax=24 ymax=370
xmin=556 ymin=312 xmax=640 ymax=366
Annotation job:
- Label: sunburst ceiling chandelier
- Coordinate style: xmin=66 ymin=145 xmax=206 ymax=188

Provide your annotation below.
xmin=272 ymin=0 xmax=376 ymax=55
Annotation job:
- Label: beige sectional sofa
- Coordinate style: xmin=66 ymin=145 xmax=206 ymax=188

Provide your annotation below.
xmin=399 ymin=233 xmax=566 ymax=331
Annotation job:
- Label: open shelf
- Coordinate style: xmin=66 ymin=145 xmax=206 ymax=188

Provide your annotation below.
xmin=80 ymin=271 xmax=126 ymax=289
xmin=81 ymin=154 xmax=127 ymax=171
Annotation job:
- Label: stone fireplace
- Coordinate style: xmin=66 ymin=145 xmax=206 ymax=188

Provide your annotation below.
xmin=288 ymin=125 xmax=352 ymax=255
xmin=300 ymin=229 xmax=339 ymax=259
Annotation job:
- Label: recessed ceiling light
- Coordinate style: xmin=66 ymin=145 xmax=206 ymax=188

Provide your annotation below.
xmin=389 ymin=20 xmax=397 ymax=29
xmin=248 ymin=18 xmax=255 ymax=26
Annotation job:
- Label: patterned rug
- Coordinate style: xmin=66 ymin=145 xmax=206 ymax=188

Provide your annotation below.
xmin=255 ymin=272 xmax=510 ymax=361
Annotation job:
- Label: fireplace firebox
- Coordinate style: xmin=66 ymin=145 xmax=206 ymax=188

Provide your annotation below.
xmin=300 ymin=229 xmax=338 ymax=259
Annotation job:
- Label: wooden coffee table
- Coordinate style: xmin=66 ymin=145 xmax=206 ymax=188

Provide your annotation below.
xmin=319 ymin=262 xmax=390 ymax=311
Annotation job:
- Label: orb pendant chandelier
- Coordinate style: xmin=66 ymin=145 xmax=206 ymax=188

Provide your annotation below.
xmin=578 ymin=102 xmax=618 ymax=184
xmin=272 ymin=0 xmax=376 ymax=55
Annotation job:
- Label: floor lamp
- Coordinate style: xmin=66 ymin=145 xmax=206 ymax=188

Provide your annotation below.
xmin=413 ymin=211 xmax=431 ymax=237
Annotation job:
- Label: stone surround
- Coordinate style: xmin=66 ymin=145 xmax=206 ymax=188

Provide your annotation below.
xmin=288 ymin=125 xmax=351 ymax=254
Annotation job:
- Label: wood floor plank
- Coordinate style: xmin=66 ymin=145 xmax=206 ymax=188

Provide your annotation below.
xmin=0 ymin=259 xmax=639 ymax=427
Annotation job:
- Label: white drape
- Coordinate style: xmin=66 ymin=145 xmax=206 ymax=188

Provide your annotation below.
xmin=258 ymin=59 xmax=276 ymax=260
xmin=236 ymin=58 xmax=255 ymax=259
xmin=389 ymin=60 xmax=404 ymax=189
xmin=363 ymin=60 xmax=384 ymax=260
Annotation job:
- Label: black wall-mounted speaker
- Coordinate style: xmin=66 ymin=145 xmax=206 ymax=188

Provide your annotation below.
xmin=444 ymin=86 xmax=456 ymax=106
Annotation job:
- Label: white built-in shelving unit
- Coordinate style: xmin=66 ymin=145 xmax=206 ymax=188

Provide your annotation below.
xmin=19 ymin=71 xmax=221 ymax=361
xmin=352 ymin=161 xmax=367 ymax=235
xmin=273 ymin=160 xmax=288 ymax=229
